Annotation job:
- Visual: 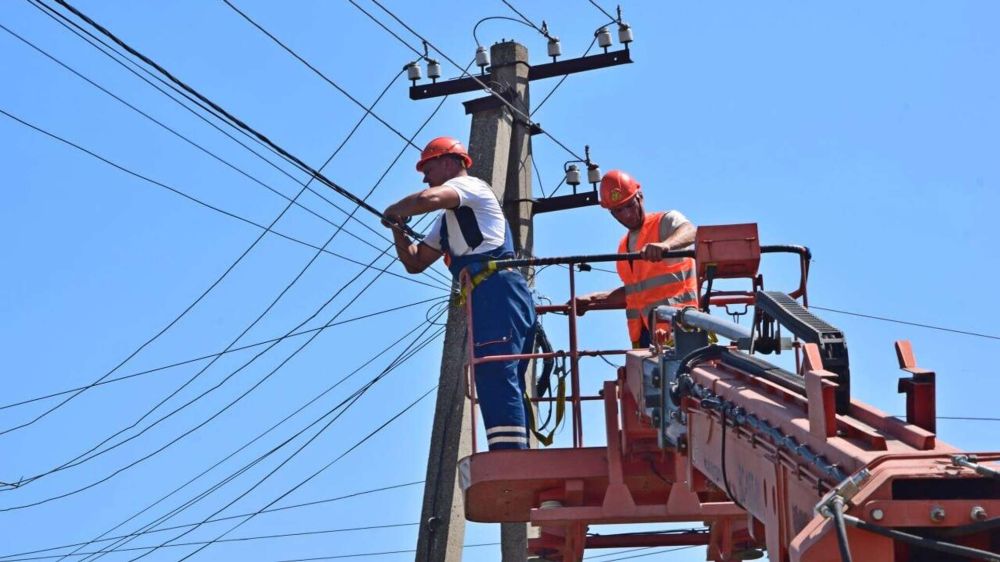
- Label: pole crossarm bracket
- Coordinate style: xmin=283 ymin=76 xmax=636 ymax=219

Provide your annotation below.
xmin=410 ymin=48 xmax=633 ymax=100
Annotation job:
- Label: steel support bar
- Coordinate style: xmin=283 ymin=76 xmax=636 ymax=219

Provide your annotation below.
xmin=584 ymin=531 xmax=711 ymax=549
xmin=410 ymin=49 xmax=633 ymax=100
xmin=656 ymin=306 xmax=753 ymax=343
xmin=531 ymin=190 xmax=600 ymax=214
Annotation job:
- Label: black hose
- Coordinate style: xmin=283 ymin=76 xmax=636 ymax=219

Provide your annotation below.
xmin=534 ymin=321 xmax=554 ymax=398
xmin=843 ymin=514 xmax=1000 ymax=562
xmin=940 ymin=516 xmax=1000 ymax=538
xmin=669 ymin=345 xmax=726 ymax=407
xmin=830 ymin=497 xmax=853 ymax=562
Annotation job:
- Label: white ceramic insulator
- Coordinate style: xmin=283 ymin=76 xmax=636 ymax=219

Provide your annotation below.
xmin=406 ymin=62 xmax=421 ymax=81
xmin=565 ymin=164 xmax=581 ymax=186
xmin=547 ymin=38 xmax=561 ymax=58
xmin=618 ymin=23 xmax=633 ymax=44
xmin=596 ymin=27 xmax=612 ymax=48
xmin=475 ymin=46 xmax=490 ymax=68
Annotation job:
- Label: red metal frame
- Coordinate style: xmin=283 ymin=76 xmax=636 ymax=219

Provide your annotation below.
xmin=456 ymin=225 xmax=999 ymax=561
xmin=460 ymin=264 xmax=632 ymax=452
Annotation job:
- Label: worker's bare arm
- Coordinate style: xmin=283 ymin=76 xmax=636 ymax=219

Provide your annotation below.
xmin=640 ymin=221 xmax=697 ymax=261
xmin=573 ymin=286 xmax=626 ymax=315
xmin=389 ymin=226 xmax=442 ymax=274
xmin=384 ymin=186 xmax=460 ymax=222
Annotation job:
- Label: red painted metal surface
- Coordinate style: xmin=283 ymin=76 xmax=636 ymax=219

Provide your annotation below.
xmin=694 ymin=223 xmax=761 ymax=280
xmin=454 ymin=224 xmax=998 ymax=561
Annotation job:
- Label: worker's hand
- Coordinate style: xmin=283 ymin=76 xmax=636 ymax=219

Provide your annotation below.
xmin=380 ymin=214 xmax=405 ymax=230
xmin=640 ymin=242 xmax=670 ymax=261
xmin=570 ymin=295 xmax=593 ymax=316
xmin=381 ymin=204 xmax=409 ymax=231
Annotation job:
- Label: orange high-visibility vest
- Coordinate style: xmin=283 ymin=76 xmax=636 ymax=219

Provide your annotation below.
xmin=615 ymin=212 xmax=699 ymax=346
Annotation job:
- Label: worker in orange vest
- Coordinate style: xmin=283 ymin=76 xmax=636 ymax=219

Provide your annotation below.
xmin=574 ymin=170 xmax=699 ymax=348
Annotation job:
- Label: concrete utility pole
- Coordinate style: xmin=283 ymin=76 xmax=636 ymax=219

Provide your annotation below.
xmin=415 ymin=41 xmax=532 ymax=562
xmin=410 ymin=37 xmax=634 ymax=562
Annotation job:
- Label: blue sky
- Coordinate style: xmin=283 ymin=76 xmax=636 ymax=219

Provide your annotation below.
xmin=1 ymin=1 xmax=998 ymax=561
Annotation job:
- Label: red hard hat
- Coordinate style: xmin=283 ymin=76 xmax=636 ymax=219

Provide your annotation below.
xmin=416 ymin=136 xmax=473 ymax=172
xmin=599 ymin=169 xmax=641 ymax=209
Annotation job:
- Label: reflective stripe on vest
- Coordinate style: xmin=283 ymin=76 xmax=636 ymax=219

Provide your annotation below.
xmin=615 ymin=211 xmax=698 ymax=343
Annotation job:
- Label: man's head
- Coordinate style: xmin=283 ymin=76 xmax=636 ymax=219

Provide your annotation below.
xmin=599 ymin=169 xmax=645 ymax=230
xmin=416 ymin=136 xmax=473 ymax=186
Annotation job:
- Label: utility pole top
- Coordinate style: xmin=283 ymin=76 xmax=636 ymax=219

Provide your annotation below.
xmin=490 ymin=40 xmax=528 ymax=68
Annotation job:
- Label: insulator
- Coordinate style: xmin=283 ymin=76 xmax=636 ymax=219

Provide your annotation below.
xmin=596 ymin=26 xmax=612 ymax=49
xmin=618 ymin=22 xmax=633 ymax=45
xmin=565 ymin=164 xmax=581 ymax=186
xmin=405 ymin=61 xmax=421 ymax=82
xmin=547 ymin=37 xmax=561 ymax=58
xmin=587 ymin=164 xmax=602 ymax=184
xmin=475 ymin=45 xmax=490 ymax=68
xmin=426 ymin=59 xmax=441 ymax=80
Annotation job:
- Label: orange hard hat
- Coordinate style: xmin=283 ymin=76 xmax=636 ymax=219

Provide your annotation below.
xmin=599 ymin=169 xmax=641 ymax=209
xmin=416 ymin=136 xmax=473 ymax=172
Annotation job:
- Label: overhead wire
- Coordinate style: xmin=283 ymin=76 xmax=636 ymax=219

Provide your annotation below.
xmin=73 ymin=349 xmax=442 ymax=562
xmin=0 ymin=204 xmax=438 ymax=505
xmin=1 ymin=0 xmax=468 ymax=484
xmin=362 ymin=0 xmax=586 ymax=162
xmin=0 ymin=296 xmax=445 ymax=412
xmin=809 ymin=305 xmax=1000 ymax=341
xmin=62 ymin=314 xmax=444 ymax=562
xmin=25 ymin=0 xmax=455 ymax=291
xmin=130 ymin=365 xmax=444 ymax=561
xmin=0 ymin=16 xmax=410 ymax=272
xmin=0 ymin=55 xmax=429 ymax=473
xmin=471 ymin=15 xmax=536 ymax=48
xmin=0 ymin=25 xmax=443 ymax=438
xmin=586 ymin=0 xmax=619 ymax=24
xmin=343 ymin=0 xmax=423 ymax=57
xmin=217 ymin=0 xmax=460 ymax=286
xmin=272 ymin=543 xmax=500 ymax=562
xmin=50 ymin=0 xmax=425 ymax=240
xmin=0 ymin=107 xmax=446 ymax=294
xmin=0 ymin=524 xmax=420 ymax=561
xmin=0 ymin=474 xmax=424 ymax=562
xmin=0 ymin=481 xmax=423 ymax=560
xmin=498 ymin=0 xmax=550 ymax=38
xmin=2 ymin=212 xmax=436 ymax=504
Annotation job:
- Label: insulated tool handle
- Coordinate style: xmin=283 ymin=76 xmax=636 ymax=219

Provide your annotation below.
xmin=489 ymin=250 xmax=696 ymax=269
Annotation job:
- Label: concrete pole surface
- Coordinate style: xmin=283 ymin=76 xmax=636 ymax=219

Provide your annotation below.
xmin=414 ymin=41 xmax=532 ymax=562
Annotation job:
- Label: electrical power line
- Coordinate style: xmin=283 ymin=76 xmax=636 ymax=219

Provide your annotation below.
xmin=472 ymin=15 xmax=536 ymax=48
xmin=586 ymin=0 xmax=618 ymax=24
xmin=0 ymin=25 xmax=439 ymax=438
xmin=361 ymin=0 xmax=586 ymax=162
xmin=0 ymin=296 xmax=446 ymax=412
xmin=0 ymin=524 xmax=420 ymax=561
xmin=0 ymin=481 xmax=423 ymax=560
xmin=0 ymin=86 xmax=436 ymax=478
xmin=134 ymin=376 xmax=443 ymax=561
xmin=66 ymin=317 xmax=444 ymax=562
xmin=0 ymin=205 xmax=437 ymax=504
xmin=273 ymin=543 xmax=500 ymax=562
xmin=50 ymin=0 xmax=425 ymax=239
xmin=0 ymin=18 xmax=406 ymax=267
xmin=24 ymin=0 xmax=455 ymax=291
xmin=499 ymin=0 xmax=552 ymax=39
xmin=0 ymin=106 xmax=447 ymax=293
xmin=810 ymin=305 xmax=1000 ymax=341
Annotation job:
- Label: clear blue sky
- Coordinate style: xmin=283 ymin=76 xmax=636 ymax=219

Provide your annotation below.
xmin=1 ymin=1 xmax=998 ymax=561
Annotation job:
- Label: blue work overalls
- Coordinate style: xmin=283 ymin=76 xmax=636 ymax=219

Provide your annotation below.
xmin=441 ymin=220 xmax=536 ymax=450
